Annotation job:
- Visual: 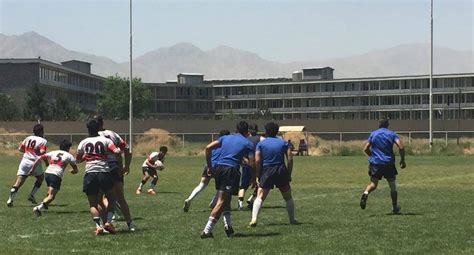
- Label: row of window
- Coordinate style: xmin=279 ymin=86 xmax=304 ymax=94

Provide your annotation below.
xmin=39 ymin=66 xmax=101 ymax=90
xmin=154 ymin=87 xmax=212 ymax=99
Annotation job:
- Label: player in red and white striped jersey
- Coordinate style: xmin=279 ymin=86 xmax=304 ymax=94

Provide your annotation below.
xmin=30 ymin=139 xmax=78 ymax=217
xmin=76 ymin=119 xmax=121 ymax=235
xmin=136 ymin=146 xmax=168 ymax=195
xmin=7 ymin=124 xmax=47 ymax=207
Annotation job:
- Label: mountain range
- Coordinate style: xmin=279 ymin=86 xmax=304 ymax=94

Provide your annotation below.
xmin=1 ymin=31 xmax=472 ymax=82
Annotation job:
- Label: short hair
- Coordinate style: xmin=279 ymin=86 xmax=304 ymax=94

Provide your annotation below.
xmin=219 ymin=129 xmax=230 ymax=137
xmin=59 ymin=139 xmax=72 ymax=151
xmin=264 ymin=122 xmax=279 ymax=137
xmin=378 ymin=117 xmax=389 ymax=128
xmin=33 ymin=124 xmax=44 ymax=136
xmin=236 ymin=121 xmax=249 ymax=135
xmin=93 ymin=114 xmax=104 ymax=129
xmin=249 ymin=123 xmax=258 ymax=135
xmin=159 ymin=146 xmax=168 ymax=153
xmin=86 ymin=119 xmax=100 ymax=135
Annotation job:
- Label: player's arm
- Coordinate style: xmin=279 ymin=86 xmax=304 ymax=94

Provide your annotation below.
xmin=69 ymin=162 xmax=79 ymax=174
xmin=394 ymin=138 xmax=406 ymax=169
xmin=18 ymin=141 xmax=25 ymax=153
xmin=123 ymin=147 xmax=132 ymax=175
xmin=75 ymin=143 xmax=85 ymax=163
xmin=205 ymin=140 xmax=220 ymax=175
xmin=286 ymin=146 xmax=293 ymax=175
xmin=254 ymin=151 xmax=261 ymax=186
xmin=39 ymin=143 xmax=47 ymax=155
xmin=363 ymin=140 xmax=371 ymax=156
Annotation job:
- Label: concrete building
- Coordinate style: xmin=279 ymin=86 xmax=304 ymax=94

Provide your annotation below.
xmin=0 ymin=58 xmax=104 ymax=111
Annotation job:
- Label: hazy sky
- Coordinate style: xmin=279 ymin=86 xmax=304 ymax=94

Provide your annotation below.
xmin=0 ymin=0 xmax=472 ymax=63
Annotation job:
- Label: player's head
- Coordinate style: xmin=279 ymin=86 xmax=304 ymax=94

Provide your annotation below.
xmin=219 ymin=129 xmax=230 ymax=137
xmin=264 ymin=122 xmax=279 ymax=137
xmin=86 ymin=119 xmax=100 ymax=136
xmin=378 ymin=117 xmax=389 ymax=128
xmin=59 ymin=139 xmax=72 ymax=152
xmin=249 ymin=123 xmax=258 ymax=136
xmin=159 ymin=146 xmax=168 ymax=155
xmin=236 ymin=121 xmax=249 ymax=136
xmin=92 ymin=114 xmax=104 ymax=130
xmin=33 ymin=124 xmax=44 ymax=137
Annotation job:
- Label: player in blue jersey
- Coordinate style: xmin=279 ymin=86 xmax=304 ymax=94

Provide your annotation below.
xmin=200 ymin=121 xmax=255 ymax=238
xmin=183 ymin=130 xmax=230 ymax=212
xmin=360 ymin=117 xmax=406 ymax=213
xmin=249 ymin=122 xmax=296 ymax=227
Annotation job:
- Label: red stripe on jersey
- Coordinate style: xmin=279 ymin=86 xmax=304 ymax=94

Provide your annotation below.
xmin=25 ymin=147 xmax=36 ymax=153
xmin=49 ymin=160 xmax=65 ymax=167
xmin=147 ymin=156 xmax=155 ymax=165
xmin=84 ymin=154 xmax=108 ymax=161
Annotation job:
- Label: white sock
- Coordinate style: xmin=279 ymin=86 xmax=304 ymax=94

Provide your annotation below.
xmin=9 ymin=188 xmax=17 ymax=201
xmin=363 ymin=191 xmax=369 ymax=195
xmin=238 ymin=200 xmax=243 ymax=208
xmin=37 ymin=203 xmax=45 ymax=210
xmin=138 ymin=183 xmax=144 ymax=190
xmin=204 ymin=216 xmax=217 ymax=234
xmin=286 ymin=198 xmax=296 ymax=223
xmin=30 ymin=187 xmax=40 ymax=197
xmin=251 ymin=197 xmax=263 ymax=222
xmin=187 ymin=182 xmax=207 ymax=201
xmin=222 ymin=211 xmax=232 ymax=227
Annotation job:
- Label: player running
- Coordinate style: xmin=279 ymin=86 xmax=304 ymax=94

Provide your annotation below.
xmin=200 ymin=121 xmax=255 ymax=238
xmin=136 ymin=146 xmax=168 ymax=195
xmin=94 ymin=115 xmax=136 ymax=232
xmin=359 ymin=117 xmax=406 ymax=214
xmin=30 ymin=139 xmax=79 ymax=216
xmin=183 ymin=130 xmax=230 ymax=212
xmin=249 ymin=122 xmax=296 ymax=227
xmin=7 ymin=124 xmax=47 ymax=207
xmin=76 ymin=119 xmax=121 ymax=235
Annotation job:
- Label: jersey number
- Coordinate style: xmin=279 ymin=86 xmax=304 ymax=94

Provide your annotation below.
xmin=84 ymin=142 xmax=105 ymax=155
xmin=53 ymin=153 xmax=64 ymax=163
xmin=26 ymin=139 xmax=36 ymax=149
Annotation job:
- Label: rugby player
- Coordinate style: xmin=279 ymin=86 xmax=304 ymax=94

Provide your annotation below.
xmin=183 ymin=130 xmax=230 ymax=212
xmin=76 ymin=119 xmax=121 ymax=235
xmin=7 ymin=124 xmax=47 ymax=207
xmin=94 ymin=115 xmax=136 ymax=232
xmin=30 ymin=139 xmax=78 ymax=216
xmin=136 ymin=146 xmax=168 ymax=195
xmin=249 ymin=122 xmax=296 ymax=227
xmin=200 ymin=121 xmax=255 ymax=238
xmin=360 ymin=117 xmax=406 ymax=213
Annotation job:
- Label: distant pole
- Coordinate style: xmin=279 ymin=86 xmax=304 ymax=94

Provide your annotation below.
xmin=429 ymin=0 xmax=433 ymax=147
xmin=457 ymin=88 xmax=461 ymax=145
xmin=129 ymin=0 xmax=133 ymax=152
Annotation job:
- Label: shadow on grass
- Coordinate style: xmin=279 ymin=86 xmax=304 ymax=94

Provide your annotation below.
xmin=262 ymin=205 xmax=286 ymax=209
xmin=266 ymin=221 xmax=311 ymax=226
xmin=369 ymin=212 xmax=424 ymax=217
xmin=48 ymin=210 xmax=90 ymax=214
xmin=233 ymin=232 xmax=280 ymax=238
xmin=156 ymin=191 xmax=180 ymax=194
xmin=49 ymin=204 xmax=69 ymax=207
xmin=115 ymin=217 xmax=145 ymax=222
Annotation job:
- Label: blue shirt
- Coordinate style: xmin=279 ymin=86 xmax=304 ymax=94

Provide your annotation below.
xmin=256 ymin=137 xmax=289 ymax=167
xmin=210 ymin=147 xmax=221 ymax=168
xmin=215 ymin=134 xmax=254 ymax=168
xmin=368 ymin=128 xmax=400 ymax=165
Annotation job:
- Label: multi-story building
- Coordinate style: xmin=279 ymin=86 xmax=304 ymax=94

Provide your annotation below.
xmin=0 ymin=58 xmax=104 ymax=111
xmin=149 ymin=68 xmax=474 ymax=121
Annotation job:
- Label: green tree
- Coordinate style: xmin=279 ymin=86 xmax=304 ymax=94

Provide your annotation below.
xmin=0 ymin=93 xmax=20 ymax=121
xmin=23 ymin=83 xmax=51 ymax=121
xmin=97 ymin=76 xmax=152 ymax=119
xmin=52 ymin=95 xmax=81 ymax=121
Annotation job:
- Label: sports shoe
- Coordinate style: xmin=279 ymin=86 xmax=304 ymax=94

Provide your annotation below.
xmin=224 ymin=225 xmax=235 ymax=237
xmin=27 ymin=195 xmax=37 ymax=204
xmin=360 ymin=193 xmax=368 ymax=210
xmin=6 ymin=199 xmax=13 ymax=208
xmin=249 ymin=221 xmax=257 ymax=227
xmin=200 ymin=231 xmax=213 ymax=239
xmin=392 ymin=205 xmax=401 ymax=214
xmin=136 ymin=189 xmax=141 ymax=195
xmin=147 ymin=189 xmax=156 ymax=195
xmin=104 ymin=222 xmax=117 ymax=234
xmin=290 ymin=219 xmax=300 ymax=225
xmin=183 ymin=199 xmax=190 ymax=213
xmin=94 ymin=226 xmax=106 ymax=235
xmin=237 ymin=201 xmax=243 ymax=211
xmin=33 ymin=206 xmax=42 ymax=217
xmin=128 ymin=222 xmax=137 ymax=232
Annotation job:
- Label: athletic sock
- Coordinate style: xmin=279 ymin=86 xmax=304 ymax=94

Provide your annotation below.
xmin=187 ymin=182 xmax=207 ymax=201
xmin=37 ymin=202 xmax=45 ymax=211
xmin=238 ymin=199 xmax=243 ymax=209
xmin=285 ymin=198 xmax=296 ymax=223
xmin=150 ymin=179 xmax=158 ymax=190
xmin=222 ymin=211 xmax=232 ymax=228
xmin=138 ymin=182 xmax=145 ymax=190
xmin=363 ymin=191 xmax=369 ymax=195
xmin=203 ymin=217 xmax=217 ymax=234
xmin=93 ymin=217 xmax=102 ymax=228
xmin=29 ymin=181 xmax=42 ymax=197
xmin=251 ymin=197 xmax=263 ymax=222
xmin=9 ymin=187 xmax=18 ymax=201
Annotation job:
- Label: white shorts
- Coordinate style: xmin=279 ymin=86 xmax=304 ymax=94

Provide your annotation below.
xmin=17 ymin=159 xmax=44 ymax=177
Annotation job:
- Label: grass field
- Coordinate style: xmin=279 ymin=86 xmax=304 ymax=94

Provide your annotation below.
xmin=0 ymin=155 xmax=473 ymax=254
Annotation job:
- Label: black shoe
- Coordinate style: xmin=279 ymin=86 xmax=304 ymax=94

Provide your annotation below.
xmin=360 ymin=193 xmax=368 ymax=210
xmin=200 ymin=231 xmax=213 ymax=239
xmin=27 ymin=195 xmax=37 ymax=204
xmin=224 ymin=226 xmax=234 ymax=237
xmin=392 ymin=205 xmax=401 ymax=214
xmin=33 ymin=207 xmax=42 ymax=217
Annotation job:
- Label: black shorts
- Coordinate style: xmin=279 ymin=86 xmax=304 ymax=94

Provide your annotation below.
xmin=109 ymin=162 xmax=124 ymax=183
xmin=142 ymin=166 xmax=158 ymax=177
xmin=259 ymin=164 xmax=291 ymax=192
xmin=201 ymin=165 xmax=214 ymax=178
xmin=45 ymin=173 xmax=62 ymax=190
xmin=368 ymin=164 xmax=398 ymax=182
xmin=214 ymin=165 xmax=240 ymax=195
xmin=239 ymin=165 xmax=252 ymax=189
xmin=83 ymin=172 xmax=114 ymax=196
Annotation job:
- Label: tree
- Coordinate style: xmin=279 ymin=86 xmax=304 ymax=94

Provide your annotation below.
xmin=52 ymin=95 xmax=81 ymax=121
xmin=97 ymin=76 xmax=152 ymax=119
xmin=0 ymin=93 xmax=20 ymax=121
xmin=23 ymin=83 xmax=51 ymax=121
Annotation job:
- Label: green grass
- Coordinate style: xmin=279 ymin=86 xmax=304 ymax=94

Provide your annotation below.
xmin=0 ymin=155 xmax=473 ymax=254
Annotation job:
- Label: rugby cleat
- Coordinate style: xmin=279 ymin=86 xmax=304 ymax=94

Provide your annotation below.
xmin=135 ymin=189 xmax=141 ymax=195
xmin=249 ymin=221 xmax=257 ymax=227
xmin=200 ymin=231 xmax=214 ymax=239
xmin=183 ymin=199 xmax=190 ymax=213
xmin=360 ymin=193 xmax=368 ymax=210
xmin=27 ymin=195 xmax=37 ymax=204
xmin=6 ymin=199 xmax=13 ymax=208
xmin=104 ymin=222 xmax=117 ymax=234
xmin=224 ymin=226 xmax=235 ymax=237
xmin=147 ymin=189 xmax=156 ymax=195
xmin=127 ymin=222 xmax=137 ymax=232
xmin=237 ymin=201 xmax=244 ymax=211
xmin=290 ymin=219 xmax=300 ymax=225
xmin=33 ymin=206 xmax=42 ymax=217
xmin=94 ymin=226 xmax=106 ymax=235
xmin=392 ymin=205 xmax=401 ymax=214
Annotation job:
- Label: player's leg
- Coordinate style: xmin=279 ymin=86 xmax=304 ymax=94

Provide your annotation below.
xmin=237 ymin=165 xmax=251 ymax=210
xmin=28 ymin=173 xmax=44 ymax=204
xmin=201 ymin=190 xmax=229 ymax=238
xmin=148 ymin=173 xmax=159 ymax=194
xmin=136 ymin=168 xmax=150 ymax=194
xmin=101 ymin=172 xmax=117 ymax=234
xmin=113 ymin=180 xmax=135 ymax=231
xmin=280 ymin=185 xmax=297 ymax=224
xmin=184 ymin=175 xmax=211 ymax=212
xmin=360 ymin=164 xmax=381 ymax=210
xmin=387 ymin=177 xmax=400 ymax=213
xmin=208 ymin=191 xmax=218 ymax=209
xmin=250 ymin=187 xmax=269 ymax=227
xmin=7 ymin=175 xmax=27 ymax=207
xmin=33 ymin=174 xmax=61 ymax=216
xmin=88 ymin=194 xmax=106 ymax=235
xmin=247 ymin=187 xmax=258 ymax=209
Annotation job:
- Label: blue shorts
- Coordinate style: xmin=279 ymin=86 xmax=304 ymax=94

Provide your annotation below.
xmin=240 ymin=165 xmax=252 ymax=189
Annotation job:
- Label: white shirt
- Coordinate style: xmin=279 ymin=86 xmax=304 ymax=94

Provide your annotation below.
xmin=42 ymin=150 xmax=76 ymax=179
xmin=76 ymin=136 xmax=121 ymax=173
xmin=19 ymin=135 xmax=47 ymax=162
